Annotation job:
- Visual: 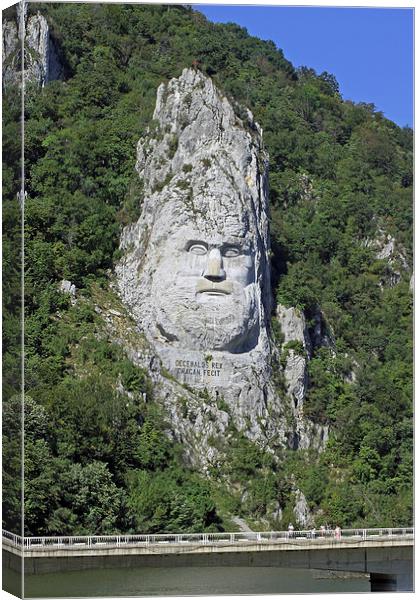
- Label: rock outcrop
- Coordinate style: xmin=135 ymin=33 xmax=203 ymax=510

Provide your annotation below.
xmin=275 ymin=303 xmax=329 ymax=451
xmin=116 ymin=68 xmax=292 ymax=468
xmin=367 ymin=229 xmax=410 ymax=288
xmin=309 ymin=306 xmax=335 ymax=352
xmin=2 ymin=3 xmax=63 ymax=88
xmin=58 ymin=279 xmax=76 ymax=305
xmin=276 ymin=304 xmax=310 ymax=409
xmin=117 ymin=67 xmax=271 ymax=359
xmin=293 ymin=489 xmax=315 ymax=528
xmin=115 ymin=68 xmax=328 ymax=469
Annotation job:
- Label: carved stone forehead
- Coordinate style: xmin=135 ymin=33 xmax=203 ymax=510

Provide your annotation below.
xmin=151 ymin=159 xmax=257 ymax=239
xmin=152 ymin=201 xmax=252 ymax=243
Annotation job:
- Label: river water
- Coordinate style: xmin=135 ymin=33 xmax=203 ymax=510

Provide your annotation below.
xmin=5 ymin=566 xmax=370 ymax=597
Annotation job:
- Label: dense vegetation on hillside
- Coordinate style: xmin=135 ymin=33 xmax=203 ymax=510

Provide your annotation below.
xmin=3 ymin=3 xmax=412 ymax=534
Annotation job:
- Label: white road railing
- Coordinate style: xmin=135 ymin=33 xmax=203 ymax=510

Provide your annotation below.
xmin=2 ymin=527 xmax=414 ymax=551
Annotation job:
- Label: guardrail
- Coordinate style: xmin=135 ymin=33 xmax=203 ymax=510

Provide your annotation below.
xmin=2 ymin=527 xmax=413 ymax=551
xmin=2 ymin=530 xmax=22 ymax=546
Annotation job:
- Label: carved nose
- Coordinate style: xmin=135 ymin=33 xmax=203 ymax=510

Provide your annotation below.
xmin=204 ymin=248 xmax=226 ymax=281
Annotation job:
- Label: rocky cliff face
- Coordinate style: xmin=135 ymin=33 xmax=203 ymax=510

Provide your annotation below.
xmin=115 ymin=68 xmax=327 ymax=471
xmin=368 ymin=229 xmax=410 ymax=288
xmin=293 ymin=489 xmax=315 ymax=528
xmin=275 ymin=303 xmax=329 ymax=451
xmin=276 ymin=304 xmax=310 ymax=409
xmin=116 ymin=68 xmax=289 ymax=469
xmin=117 ymin=67 xmax=271 ymax=358
xmin=2 ymin=3 xmax=63 ymax=88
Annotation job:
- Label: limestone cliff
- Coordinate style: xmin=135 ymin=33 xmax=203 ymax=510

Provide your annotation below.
xmin=2 ymin=3 xmax=63 ymax=88
xmin=115 ymin=68 xmax=326 ymax=473
xmin=275 ymin=303 xmax=329 ymax=451
xmin=276 ymin=304 xmax=310 ymax=409
xmin=367 ymin=229 xmax=410 ymax=288
xmin=116 ymin=68 xmax=286 ymax=469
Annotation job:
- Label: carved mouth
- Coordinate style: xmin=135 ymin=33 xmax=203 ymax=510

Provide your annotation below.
xmin=196 ymin=279 xmax=233 ymax=296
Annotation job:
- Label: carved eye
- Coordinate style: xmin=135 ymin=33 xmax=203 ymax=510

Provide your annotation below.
xmin=223 ymin=247 xmax=240 ymax=258
xmin=189 ymin=243 xmax=207 ymax=255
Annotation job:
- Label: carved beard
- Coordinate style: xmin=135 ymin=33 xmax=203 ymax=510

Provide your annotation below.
xmin=153 ymin=281 xmax=260 ymax=353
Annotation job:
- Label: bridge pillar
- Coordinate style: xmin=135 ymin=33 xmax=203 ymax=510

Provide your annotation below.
xmin=370 ymin=571 xmax=413 ymax=592
xmin=395 ymin=570 xmax=414 ymax=592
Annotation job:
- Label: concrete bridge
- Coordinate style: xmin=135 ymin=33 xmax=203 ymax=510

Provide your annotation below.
xmin=3 ymin=527 xmax=414 ymax=592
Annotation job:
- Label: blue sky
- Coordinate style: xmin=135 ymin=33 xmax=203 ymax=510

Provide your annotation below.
xmin=197 ymin=5 xmax=413 ymax=128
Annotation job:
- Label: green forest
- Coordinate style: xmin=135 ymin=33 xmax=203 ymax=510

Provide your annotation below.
xmin=2 ymin=3 xmax=412 ymax=535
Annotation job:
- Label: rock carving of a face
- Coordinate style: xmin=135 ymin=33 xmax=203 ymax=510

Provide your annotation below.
xmin=117 ymin=68 xmax=270 ymax=359
xmin=150 ymin=223 xmax=259 ymax=353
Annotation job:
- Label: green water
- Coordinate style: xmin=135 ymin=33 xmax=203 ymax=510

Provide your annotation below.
xmin=4 ymin=566 xmax=371 ymax=597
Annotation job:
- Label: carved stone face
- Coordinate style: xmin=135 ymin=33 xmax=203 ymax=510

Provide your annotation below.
xmin=117 ymin=68 xmax=271 ymax=361
xmin=149 ymin=223 xmax=260 ymax=353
